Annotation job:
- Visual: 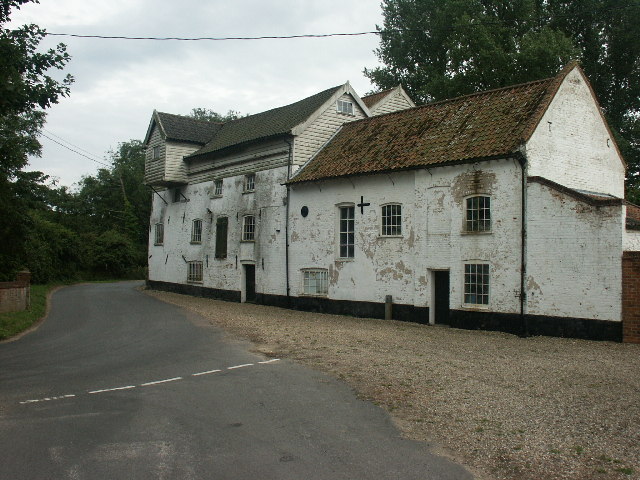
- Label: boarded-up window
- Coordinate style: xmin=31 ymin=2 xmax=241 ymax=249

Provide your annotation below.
xmin=215 ymin=217 xmax=228 ymax=258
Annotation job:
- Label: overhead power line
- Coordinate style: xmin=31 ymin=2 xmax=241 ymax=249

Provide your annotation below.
xmin=40 ymin=133 xmax=111 ymax=168
xmin=43 ymin=128 xmax=105 ymax=162
xmin=40 ymin=3 xmax=639 ymax=42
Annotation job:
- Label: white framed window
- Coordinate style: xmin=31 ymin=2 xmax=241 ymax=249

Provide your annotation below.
xmin=214 ymin=179 xmax=223 ymax=196
xmin=465 ymin=196 xmax=491 ymax=232
xmin=381 ymin=204 xmax=402 ymax=236
xmin=242 ymin=215 xmax=255 ymax=241
xmin=339 ymin=205 xmax=355 ymax=258
xmin=154 ymin=223 xmax=164 ymax=245
xmin=152 ymin=146 xmax=160 ymax=160
xmin=187 ymin=261 xmax=203 ymax=283
xmin=337 ymin=99 xmax=354 ymax=115
xmin=302 ymin=269 xmax=328 ymax=296
xmin=464 ymin=263 xmax=490 ymax=305
xmin=191 ymin=219 xmax=202 ymax=243
xmin=244 ymin=173 xmax=255 ymax=192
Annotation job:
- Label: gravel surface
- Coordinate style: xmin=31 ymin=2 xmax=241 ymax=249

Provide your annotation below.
xmin=144 ymin=288 xmax=640 ymax=480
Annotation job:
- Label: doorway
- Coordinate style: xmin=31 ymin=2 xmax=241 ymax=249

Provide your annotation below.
xmin=432 ymin=270 xmax=450 ymax=325
xmin=244 ymin=264 xmax=256 ymax=303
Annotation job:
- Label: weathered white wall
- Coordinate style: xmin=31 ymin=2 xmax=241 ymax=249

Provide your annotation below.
xmin=624 ymin=229 xmax=640 ymax=251
xmin=526 ymin=67 xmax=626 ymax=198
xmin=293 ymin=93 xmax=367 ymax=166
xmin=525 ymin=181 xmax=623 ymax=321
xmin=288 ymin=159 xmax=523 ymax=317
xmin=148 ymin=166 xmax=289 ymax=297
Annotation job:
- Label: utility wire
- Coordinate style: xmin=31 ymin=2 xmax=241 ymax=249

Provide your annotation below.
xmin=42 ymin=128 xmax=105 ymax=162
xmin=40 ymin=133 xmax=111 ymax=168
xmin=41 ymin=3 xmax=640 ymax=42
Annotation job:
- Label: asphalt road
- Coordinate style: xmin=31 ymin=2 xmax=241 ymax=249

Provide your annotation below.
xmin=0 ymin=281 xmax=473 ymax=479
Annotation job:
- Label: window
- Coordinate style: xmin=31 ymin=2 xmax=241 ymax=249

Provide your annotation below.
xmin=215 ymin=217 xmax=228 ymax=258
xmin=244 ymin=173 xmax=255 ymax=192
xmin=242 ymin=215 xmax=255 ymax=241
xmin=337 ymin=99 xmax=354 ymax=115
xmin=214 ymin=179 xmax=223 ymax=196
xmin=381 ymin=204 xmax=402 ymax=236
xmin=339 ymin=206 xmax=355 ymax=258
xmin=302 ymin=269 xmax=328 ymax=296
xmin=173 ymin=188 xmax=183 ymax=203
xmin=152 ymin=146 xmax=160 ymax=160
xmin=466 ymin=196 xmax=491 ymax=232
xmin=187 ymin=261 xmax=203 ymax=283
xmin=154 ymin=223 xmax=164 ymax=245
xmin=464 ymin=263 xmax=490 ymax=305
xmin=191 ymin=219 xmax=202 ymax=243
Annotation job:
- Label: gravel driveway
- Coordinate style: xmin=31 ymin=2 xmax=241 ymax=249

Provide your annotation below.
xmin=144 ymin=288 xmax=640 ymax=480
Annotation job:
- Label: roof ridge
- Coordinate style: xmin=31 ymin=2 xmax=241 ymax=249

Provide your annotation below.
xmin=157 ymin=111 xmax=225 ymax=125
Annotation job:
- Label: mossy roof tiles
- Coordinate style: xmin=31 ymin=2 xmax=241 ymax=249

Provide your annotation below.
xmin=289 ymin=69 xmax=574 ymax=184
xmin=156 ymin=112 xmax=223 ymax=144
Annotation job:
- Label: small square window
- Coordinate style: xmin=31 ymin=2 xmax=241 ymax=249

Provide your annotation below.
xmin=381 ymin=204 xmax=402 ymax=236
xmin=214 ymin=179 xmax=223 ymax=196
xmin=466 ymin=196 xmax=491 ymax=232
xmin=242 ymin=215 xmax=255 ymax=241
xmin=244 ymin=174 xmax=255 ymax=192
xmin=187 ymin=261 xmax=203 ymax=283
xmin=152 ymin=146 xmax=160 ymax=160
xmin=302 ymin=269 xmax=328 ymax=296
xmin=154 ymin=223 xmax=164 ymax=245
xmin=337 ymin=100 xmax=354 ymax=115
xmin=191 ymin=219 xmax=202 ymax=243
xmin=464 ymin=263 xmax=490 ymax=305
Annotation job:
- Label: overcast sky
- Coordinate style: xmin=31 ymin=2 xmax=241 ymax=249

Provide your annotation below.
xmin=9 ymin=0 xmax=384 ymax=188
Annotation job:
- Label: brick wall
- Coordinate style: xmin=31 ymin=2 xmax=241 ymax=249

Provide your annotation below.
xmin=0 ymin=271 xmax=31 ymax=314
xmin=622 ymin=252 xmax=640 ymax=343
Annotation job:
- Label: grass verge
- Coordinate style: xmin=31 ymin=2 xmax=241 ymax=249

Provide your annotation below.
xmin=0 ymin=284 xmax=54 ymax=340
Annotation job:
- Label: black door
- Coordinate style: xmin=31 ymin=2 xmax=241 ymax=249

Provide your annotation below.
xmin=433 ymin=271 xmax=450 ymax=325
xmin=244 ymin=265 xmax=256 ymax=303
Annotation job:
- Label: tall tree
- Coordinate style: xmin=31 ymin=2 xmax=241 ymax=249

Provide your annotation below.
xmin=365 ymin=0 xmax=640 ymax=199
xmin=189 ymin=108 xmax=244 ymax=122
xmin=0 ymin=0 xmax=73 ymax=278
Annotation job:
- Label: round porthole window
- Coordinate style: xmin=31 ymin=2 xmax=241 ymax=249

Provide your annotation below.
xmin=301 ymin=206 xmax=309 ymax=217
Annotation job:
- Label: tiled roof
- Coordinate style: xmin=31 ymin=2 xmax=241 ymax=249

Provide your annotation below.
xmin=187 ymin=85 xmax=343 ymax=160
xmin=156 ymin=112 xmax=223 ymax=144
xmin=289 ymin=68 xmax=576 ymax=184
xmin=361 ymin=88 xmax=394 ymax=108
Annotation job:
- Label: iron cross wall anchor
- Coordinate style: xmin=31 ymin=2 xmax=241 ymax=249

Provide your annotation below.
xmin=357 ymin=195 xmax=370 ymax=214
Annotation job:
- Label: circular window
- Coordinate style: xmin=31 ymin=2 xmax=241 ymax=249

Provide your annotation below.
xmin=301 ymin=206 xmax=309 ymax=217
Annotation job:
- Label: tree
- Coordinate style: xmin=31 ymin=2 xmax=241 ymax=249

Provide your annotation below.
xmin=365 ymin=0 xmax=640 ymax=199
xmin=0 ymin=0 xmax=73 ymax=279
xmin=189 ymin=108 xmax=244 ymax=122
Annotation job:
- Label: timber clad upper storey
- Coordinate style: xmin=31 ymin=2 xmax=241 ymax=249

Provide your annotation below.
xmin=144 ymin=63 xmax=640 ymax=342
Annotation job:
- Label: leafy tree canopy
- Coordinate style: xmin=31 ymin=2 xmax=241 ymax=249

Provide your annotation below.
xmin=365 ymin=0 xmax=640 ymax=200
xmin=189 ymin=108 xmax=244 ymax=122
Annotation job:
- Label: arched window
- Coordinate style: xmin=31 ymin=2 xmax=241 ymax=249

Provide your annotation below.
xmin=465 ymin=196 xmax=491 ymax=232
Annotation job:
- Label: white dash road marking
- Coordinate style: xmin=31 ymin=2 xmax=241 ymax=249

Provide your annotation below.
xmin=227 ymin=363 xmax=254 ymax=370
xmin=258 ymin=359 xmax=280 ymax=364
xmin=191 ymin=369 xmax=222 ymax=376
xmin=140 ymin=377 xmax=183 ymax=386
xmin=88 ymin=386 xmax=136 ymax=394
xmin=20 ymin=394 xmax=76 ymax=405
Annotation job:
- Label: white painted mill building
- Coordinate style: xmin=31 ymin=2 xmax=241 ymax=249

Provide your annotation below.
xmin=144 ymin=64 xmax=640 ymax=342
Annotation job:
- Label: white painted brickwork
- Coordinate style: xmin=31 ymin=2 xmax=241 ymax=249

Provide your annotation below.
xmin=526 ymin=68 xmax=625 ymax=198
xmin=526 ymin=181 xmax=623 ymax=321
xmin=148 ymin=166 xmax=289 ymax=298
xmin=288 ymin=159 xmax=524 ymax=318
